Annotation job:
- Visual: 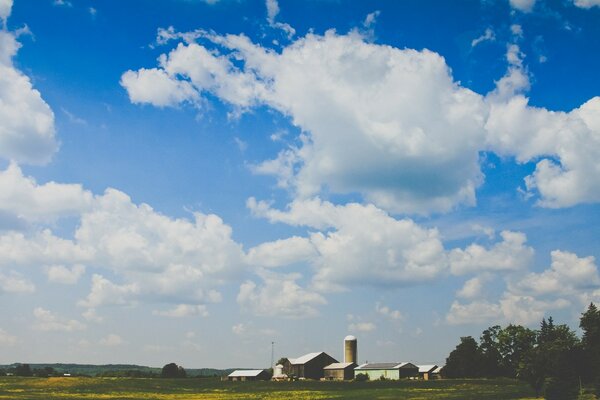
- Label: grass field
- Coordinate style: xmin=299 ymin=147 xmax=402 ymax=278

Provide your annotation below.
xmin=0 ymin=376 xmax=541 ymax=400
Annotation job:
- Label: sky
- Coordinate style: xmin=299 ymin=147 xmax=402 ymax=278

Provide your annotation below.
xmin=0 ymin=0 xmax=599 ymax=369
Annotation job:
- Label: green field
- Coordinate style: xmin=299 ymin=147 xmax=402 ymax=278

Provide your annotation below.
xmin=0 ymin=376 xmax=542 ymax=400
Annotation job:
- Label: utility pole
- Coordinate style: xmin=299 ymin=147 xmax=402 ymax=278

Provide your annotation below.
xmin=271 ymin=341 xmax=275 ymax=369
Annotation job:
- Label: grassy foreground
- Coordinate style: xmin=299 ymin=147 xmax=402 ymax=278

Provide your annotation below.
xmin=0 ymin=376 xmax=539 ymax=400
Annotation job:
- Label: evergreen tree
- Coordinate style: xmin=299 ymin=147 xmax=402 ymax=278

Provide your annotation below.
xmin=443 ymin=336 xmax=484 ymax=378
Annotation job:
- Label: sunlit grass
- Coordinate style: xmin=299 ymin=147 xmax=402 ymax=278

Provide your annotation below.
xmin=0 ymin=376 xmax=542 ymax=399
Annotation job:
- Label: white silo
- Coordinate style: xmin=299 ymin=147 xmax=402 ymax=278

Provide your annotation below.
xmin=344 ymin=335 xmax=357 ymax=364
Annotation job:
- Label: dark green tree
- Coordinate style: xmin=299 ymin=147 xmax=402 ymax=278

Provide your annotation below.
xmin=580 ymin=303 xmax=600 ymax=393
xmin=443 ymin=336 xmax=484 ymax=378
xmin=479 ymin=325 xmax=504 ymax=377
xmin=15 ymin=364 xmax=32 ymax=377
xmin=161 ymin=363 xmax=186 ymax=378
xmin=497 ymin=324 xmax=536 ymax=377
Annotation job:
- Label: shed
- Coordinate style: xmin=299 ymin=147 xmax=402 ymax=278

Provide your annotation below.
xmin=290 ymin=352 xmax=338 ymax=380
xmin=227 ymin=369 xmax=270 ymax=381
xmin=323 ymin=362 xmax=356 ymax=380
xmin=417 ymin=364 xmax=438 ymax=380
xmin=354 ymin=362 xmax=419 ymax=380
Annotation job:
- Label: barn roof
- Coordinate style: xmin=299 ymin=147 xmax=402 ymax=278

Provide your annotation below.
xmin=228 ymin=369 xmax=266 ymax=377
xmin=418 ymin=364 xmax=439 ymax=373
xmin=355 ymin=362 xmax=417 ymax=370
xmin=290 ymin=352 xmax=324 ymax=365
xmin=323 ymin=362 xmax=356 ymax=370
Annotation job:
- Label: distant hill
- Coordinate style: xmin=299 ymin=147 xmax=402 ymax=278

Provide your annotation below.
xmin=0 ymin=363 xmax=236 ymax=377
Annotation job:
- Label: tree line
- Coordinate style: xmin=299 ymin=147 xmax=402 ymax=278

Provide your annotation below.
xmin=443 ymin=303 xmax=600 ymax=399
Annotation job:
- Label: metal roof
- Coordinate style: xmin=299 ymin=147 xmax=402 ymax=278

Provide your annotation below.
xmin=355 ymin=362 xmax=417 ymax=370
xmin=418 ymin=364 xmax=438 ymax=373
xmin=344 ymin=335 xmax=357 ymax=341
xmin=228 ymin=370 xmax=266 ymax=377
xmin=324 ymin=362 xmax=356 ymax=370
xmin=290 ymin=352 xmax=323 ymax=365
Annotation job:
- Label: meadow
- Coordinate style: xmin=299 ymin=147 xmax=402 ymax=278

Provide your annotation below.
xmin=0 ymin=376 xmax=541 ymax=400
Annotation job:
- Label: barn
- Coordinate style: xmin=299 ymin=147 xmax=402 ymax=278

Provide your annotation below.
xmin=417 ymin=364 xmax=439 ymax=380
xmin=289 ymin=352 xmax=338 ymax=380
xmin=227 ymin=369 xmax=270 ymax=381
xmin=354 ymin=362 xmax=419 ymax=380
xmin=323 ymin=362 xmax=356 ymax=380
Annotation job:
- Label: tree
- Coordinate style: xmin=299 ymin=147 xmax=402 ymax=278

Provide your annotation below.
xmin=580 ymin=303 xmax=600 ymax=382
xmin=497 ymin=324 xmax=536 ymax=377
xmin=479 ymin=325 xmax=504 ymax=377
xmin=15 ymin=364 xmax=32 ymax=377
xmin=443 ymin=336 xmax=484 ymax=378
xmin=161 ymin=363 xmax=186 ymax=378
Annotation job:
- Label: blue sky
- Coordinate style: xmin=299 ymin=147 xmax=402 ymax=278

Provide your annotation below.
xmin=0 ymin=0 xmax=599 ymax=369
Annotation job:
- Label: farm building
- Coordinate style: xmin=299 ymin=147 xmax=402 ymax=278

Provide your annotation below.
xmin=227 ymin=370 xmax=270 ymax=381
xmin=289 ymin=352 xmax=338 ymax=380
xmin=417 ymin=364 xmax=438 ymax=380
xmin=354 ymin=362 xmax=419 ymax=380
xmin=323 ymin=362 xmax=356 ymax=380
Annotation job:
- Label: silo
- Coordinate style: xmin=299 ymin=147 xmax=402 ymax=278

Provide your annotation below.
xmin=344 ymin=335 xmax=357 ymax=364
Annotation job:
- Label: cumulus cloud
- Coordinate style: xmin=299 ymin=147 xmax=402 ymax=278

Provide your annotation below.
xmin=45 ymin=264 xmax=85 ymax=285
xmin=573 ymin=0 xmax=600 ymax=8
xmin=0 ymin=270 xmax=34 ymax=293
xmin=449 ymin=231 xmax=534 ymax=275
xmin=99 ymin=333 xmax=124 ymax=346
xmin=245 ymin=236 xmax=316 ymax=267
xmin=448 ymin=250 xmax=598 ymax=325
xmin=509 ymin=0 xmax=536 ymax=12
xmin=471 ymin=28 xmax=495 ymax=47
xmin=153 ymin=304 xmax=209 ymax=318
xmin=237 ymin=270 xmax=326 ymax=318
xmin=456 ymin=276 xmax=487 ymax=299
xmin=120 ymin=68 xmax=198 ymax=107
xmin=0 ymin=8 xmax=58 ymax=164
xmin=249 ymin=198 xmax=447 ymax=291
xmin=0 ymin=163 xmax=93 ymax=221
xmin=123 ymin=28 xmax=600 ymax=212
xmin=375 ymin=302 xmax=403 ymax=320
xmin=0 ymin=327 xmax=17 ymax=346
xmin=349 ymin=322 xmax=376 ymax=332
xmin=78 ymin=274 xmax=140 ymax=308
xmin=33 ymin=307 xmax=86 ymax=332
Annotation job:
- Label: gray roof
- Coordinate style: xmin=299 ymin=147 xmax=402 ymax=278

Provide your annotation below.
xmin=418 ymin=364 xmax=439 ymax=373
xmin=228 ymin=369 xmax=266 ymax=377
xmin=290 ymin=352 xmax=325 ymax=365
xmin=355 ymin=362 xmax=418 ymax=370
xmin=324 ymin=362 xmax=356 ymax=370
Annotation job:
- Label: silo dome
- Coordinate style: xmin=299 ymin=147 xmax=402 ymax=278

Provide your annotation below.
xmin=344 ymin=335 xmax=357 ymax=341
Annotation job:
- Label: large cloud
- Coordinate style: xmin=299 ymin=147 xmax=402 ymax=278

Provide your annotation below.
xmin=0 ymin=4 xmax=58 ymax=164
xmin=248 ymin=197 xmax=447 ymax=292
xmin=122 ymin=28 xmax=600 ymax=212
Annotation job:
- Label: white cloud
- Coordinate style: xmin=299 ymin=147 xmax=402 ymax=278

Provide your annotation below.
xmin=449 ymin=231 xmax=534 ymax=275
xmin=509 ymin=0 xmax=536 ymax=12
xmin=0 ymin=163 xmax=93 ymax=222
xmin=0 ymin=26 xmax=58 ymax=164
xmin=78 ymin=274 xmax=140 ymax=308
xmin=232 ymin=323 xmax=247 ymax=335
xmin=246 ymin=236 xmax=316 ymax=267
xmin=363 ymin=11 xmax=381 ymax=28
xmin=126 ymin=29 xmax=600 ymax=211
xmin=456 ymin=276 xmax=487 ymax=299
xmin=0 ymin=0 xmax=12 ymax=23
xmin=53 ymin=0 xmax=72 ymax=7
xmin=120 ymin=68 xmax=199 ymax=107
xmin=152 ymin=304 xmax=209 ymax=318
xmin=237 ymin=270 xmax=326 ymax=318
xmin=375 ymin=302 xmax=403 ymax=320
xmin=0 ymin=327 xmax=17 ymax=346
xmin=45 ymin=264 xmax=85 ymax=285
xmin=0 ymin=270 xmax=34 ymax=293
xmin=99 ymin=334 xmax=123 ymax=347
xmin=249 ymin=198 xmax=447 ymax=291
xmin=446 ymin=300 xmax=502 ymax=325
xmin=349 ymin=322 xmax=376 ymax=332
xmin=266 ymin=0 xmax=279 ymax=24
xmin=82 ymin=308 xmax=103 ymax=323
xmin=33 ymin=307 xmax=86 ymax=332
xmin=573 ymin=0 xmax=600 ymax=8
xmin=471 ymin=28 xmax=495 ymax=47
xmin=511 ymin=24 xmax=523 ymax=37
xmin=512 ymin=250 xmax=600 ymax=297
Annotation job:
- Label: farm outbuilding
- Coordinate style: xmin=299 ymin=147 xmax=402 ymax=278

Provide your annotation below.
xmin=417 ymin=364 xmax=438 ymax=380
xmin=227 ymin=370 xmax=270 ymax=381
xmin=323 ymin=362 xmax=357 ymax=380
xmin=289 ymin=352 xmax=338 ymax=380
xmin=354 ymin=362 xmax=419 ymax=380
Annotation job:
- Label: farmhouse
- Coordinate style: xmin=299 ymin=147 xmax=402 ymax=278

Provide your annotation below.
xmin=227 ymin=369 xmax=270 ymax=381
xmin=289 ymin=352 xmax=338 ymax=380
xmin=323 ymin=362 xmax=356 ymax=380
xmin=354 ymin=362 xmax=419 ymax=380
xmin=417 ymin=364 xmax=439 ymax=380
